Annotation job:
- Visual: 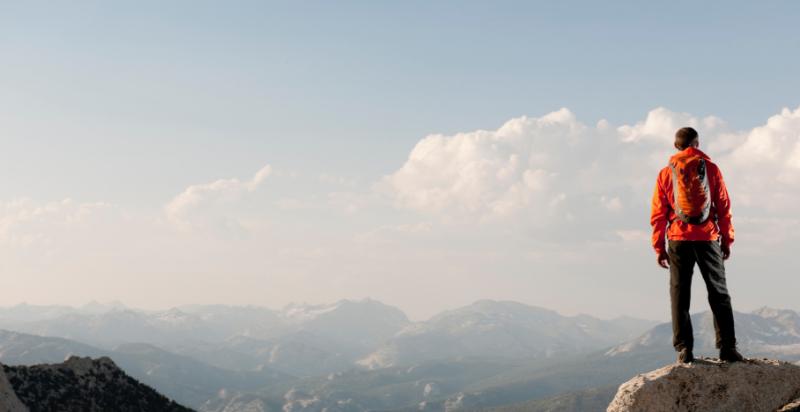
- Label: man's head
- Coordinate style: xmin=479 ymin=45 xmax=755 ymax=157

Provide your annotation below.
xmin=674 ymin=127 xmax=699 ymax=151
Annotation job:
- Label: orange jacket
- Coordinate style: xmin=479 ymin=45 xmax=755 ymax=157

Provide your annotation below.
xmin=650 ymin=147 xmax=734 ymax=255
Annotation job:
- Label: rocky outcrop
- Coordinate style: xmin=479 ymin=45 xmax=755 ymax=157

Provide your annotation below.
xmin=1 ymin=356 xmax=193 ymax=412
xmin=607 ymin=358 xmax=800 ymax=412
xmin=0 ymin=365 xmax=27 ymax=412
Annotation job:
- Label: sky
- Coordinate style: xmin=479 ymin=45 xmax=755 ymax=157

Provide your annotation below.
xmin=1 ymin=1 xmax=799 ymax=321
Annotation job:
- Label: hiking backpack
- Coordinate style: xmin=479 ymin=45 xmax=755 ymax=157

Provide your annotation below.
xmin=670 ymin=153 xmax=711 ymax=225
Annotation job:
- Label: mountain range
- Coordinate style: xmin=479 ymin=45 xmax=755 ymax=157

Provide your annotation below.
xmin=1 ymin=299 xmax=798 ymax=411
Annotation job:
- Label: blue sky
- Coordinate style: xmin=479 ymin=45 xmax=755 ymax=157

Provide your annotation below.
xmin=1 ymin=2 xmax=799 ymax=319
xmin=3 ymin=1 xmax=799 ymax=203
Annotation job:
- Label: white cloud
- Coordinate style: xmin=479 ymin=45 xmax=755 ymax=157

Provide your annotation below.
xmin=383 ymin=107 xmax=638 ymax=239
xmin=382 ymin=108 xmax=590 ymax=219
xmin=4 ymin=106 xmax=800 ymax=319
xmin=600 ymin=196 xmax=623 ymax=212
xmin=617 ymin=107 xmax=726 ymax=143
xmin=0 ymin=198 xmax=110 ymax=247
xmin=164 ymin=165 xmax=272 ymax=228
xmin=615 ymin=229 xmax=649 ymax=243
xmin=713 ymin=107 xmax=800 ymax=217
xmin=384 ymin=105 xmax=800 ymax=244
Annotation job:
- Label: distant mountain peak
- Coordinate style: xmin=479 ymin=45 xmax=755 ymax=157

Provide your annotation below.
xmin=753 ymin=306 xmax=799 ymax=318
xmin=606 ymin=308 xmax=800 ymax=359
xmin=79 ymin=300 xmax=127 ymax=313
xmin=280 ymin=299 xmax=408 ymax=323
xmin=152 ymin=308 xmax=196 ymax=324
xmin=427 ymin=300 xmax=560 ymax=325
xmin=281 ymin=301 xmax=343 ymax=323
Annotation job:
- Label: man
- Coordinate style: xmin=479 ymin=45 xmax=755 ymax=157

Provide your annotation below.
xmin=650 ymin=127 xmax=744 ymax=364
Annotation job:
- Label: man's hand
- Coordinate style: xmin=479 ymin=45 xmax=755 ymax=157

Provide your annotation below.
xmin=657 ymin=251 xmax=670 ymax=269
xmin=721 ymin=243 xmax=731 ymax=260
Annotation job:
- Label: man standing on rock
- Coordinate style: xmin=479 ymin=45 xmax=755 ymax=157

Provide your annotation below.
xmin=650 ymin=127 xmax=745 ymax=364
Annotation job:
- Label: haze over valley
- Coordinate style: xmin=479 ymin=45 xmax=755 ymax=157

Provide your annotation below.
xmin=2 ymin=299 xmax=799 ymax=411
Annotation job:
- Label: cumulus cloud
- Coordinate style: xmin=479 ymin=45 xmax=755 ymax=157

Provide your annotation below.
xmin=164 ymin=165 xmax=272 ymax=229
xmin=3 ymin=106 xmax=800 ymax=318
xmin=723 ymin=107 xmax=800 ymax=214
xmin=617 ymin=107 xmax=726 ymax=143
xmin=383 ymin=108 xmax=587 ymax=217
xmin=384 ymin=105 xmax=800 ymax=245
xmin=383 ymin=108 xmax=638 ymax=233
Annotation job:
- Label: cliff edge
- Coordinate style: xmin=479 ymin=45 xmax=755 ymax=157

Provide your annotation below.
xmin=607 ymin=358 xmax=800 ymax=412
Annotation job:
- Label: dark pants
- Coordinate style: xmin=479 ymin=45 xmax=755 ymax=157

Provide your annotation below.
xmin=668 ymin=240 xmax=737 ymax=351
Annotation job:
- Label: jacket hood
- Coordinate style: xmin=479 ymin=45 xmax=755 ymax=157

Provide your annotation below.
xmin=670 ymin=147 xmax=711 ymax=162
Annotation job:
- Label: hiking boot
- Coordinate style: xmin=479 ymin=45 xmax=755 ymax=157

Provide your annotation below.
xmin=719 ymin=347 xmax=745 ymax=362
xmin=677 ymin=348 xmax=694 ymax=364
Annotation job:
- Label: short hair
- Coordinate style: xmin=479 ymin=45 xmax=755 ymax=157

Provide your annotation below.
xmin=674 ymin=127 xmax=699 ymax=150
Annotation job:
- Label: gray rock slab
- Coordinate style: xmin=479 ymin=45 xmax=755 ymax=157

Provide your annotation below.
xmin=607 ymin=358 xmax=800 ymax=412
